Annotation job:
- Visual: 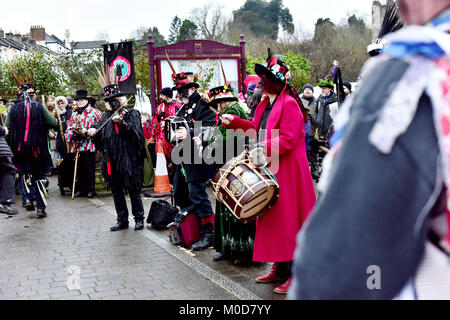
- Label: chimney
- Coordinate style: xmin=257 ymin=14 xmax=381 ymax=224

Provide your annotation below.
xmin=5 ymin=32 xmax=13 ymax=39
xmin=13 ymin=33 xmax=22 ymax=43
xmin=30 ymin=25 xmax=45 ymax=41
xmin=65 ymin=29 xmax=71 ymax=49
xmin=0 ymin=29 xmax=3 ymax=38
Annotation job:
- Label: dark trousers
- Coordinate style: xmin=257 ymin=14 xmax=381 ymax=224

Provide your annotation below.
xmin=19 ymin=171 xmax=48 ymax=210
xmin=110 ymin=171 xmax=144 ymax=223
xmin=57 ymin=153 xmax=74 ymax=190
xmin=276 ymin=261 xmax=293 ymax=278
xmin=76 ymin=152 xmax=96 ymax=194
xmin=307 ymin=150 xmax=320 ymax=179
xmin=173 ymin=164 xmax=213 ymax=219
xmin=173 ymin=164 xmax=191 ymax=208
xmin=0 ymin=157 xmax=16 ymax=205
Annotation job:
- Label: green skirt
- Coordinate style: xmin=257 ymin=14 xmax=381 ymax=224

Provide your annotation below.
xmin=143 ymin=146 xmax=155 ymax=187
xmin=213 ymin=200 xmax=256 ymax=262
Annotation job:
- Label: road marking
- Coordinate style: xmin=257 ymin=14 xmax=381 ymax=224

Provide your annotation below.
xmin=89 ymin=198 xmax=263 ymax=301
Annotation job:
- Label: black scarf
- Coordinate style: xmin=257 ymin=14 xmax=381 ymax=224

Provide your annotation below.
xmin=76 ymin=104 xmax=89 ymax=115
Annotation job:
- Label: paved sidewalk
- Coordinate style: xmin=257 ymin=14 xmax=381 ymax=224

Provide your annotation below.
xmin=0 ymin=176 xmax=284 ymax=300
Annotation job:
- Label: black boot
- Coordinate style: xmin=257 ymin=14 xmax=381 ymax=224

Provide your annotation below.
xmin=110 ymin=221 xmax=129 ymax=232
xmin=134 ymin=220 xmax=144 ymax=231
xmin=37 ymin=208 xmax=47 ymax=218
xmin=0 ymin=204 xmax=19 ymax=215
xmin=87 ymin=192 xmax=96 ymax=199
xmin=74 ymin=191 xmax=86 ymax=198
xmin=24 ymin=199 xmax=35 ymax=211
xmin=192 ymin=223 xmax=214 ymax=251
xmin=213 ymin=252 xmax=225 ymax=261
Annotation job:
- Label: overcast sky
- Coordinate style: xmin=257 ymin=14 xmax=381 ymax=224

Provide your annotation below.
xmin=1 ymin=0 xmax=375 ymax=43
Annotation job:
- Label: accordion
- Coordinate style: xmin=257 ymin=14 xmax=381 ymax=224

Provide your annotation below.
xmin=164 ymin=116 xmax=190 ymax=144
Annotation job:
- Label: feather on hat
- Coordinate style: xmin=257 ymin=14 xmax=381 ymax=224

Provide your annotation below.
xmin=367 ymin=0 xmax=404 ymax=56
xmin=96 ymin=65 xmax=124 ymax=101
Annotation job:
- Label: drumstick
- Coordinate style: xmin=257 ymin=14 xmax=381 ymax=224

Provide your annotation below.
xmin=209 ymin=106 xmax=221 ymax=116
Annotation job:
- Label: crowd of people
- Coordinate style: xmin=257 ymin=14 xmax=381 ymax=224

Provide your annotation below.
xmin=0 ymin=0 xmax=449 ymax=299
xmin=0 ymin=54 xmax=336 ymax=294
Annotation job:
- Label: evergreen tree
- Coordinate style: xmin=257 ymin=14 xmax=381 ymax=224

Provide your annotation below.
xmin=177 ymin=19 xmax=198 ymax=42
xmin=348 ymin=14 xmax=366 ymax=31
xmin=232 ymin=0 xmax=294 ymax=39
xmin=168 ymin=16 xmax=182 ymax=44
xmin=137 ymin=26 xmax=167 ymax=48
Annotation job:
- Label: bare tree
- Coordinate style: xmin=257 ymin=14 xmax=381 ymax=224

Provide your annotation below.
xmin=190 ymin=3 xmax=231 ymax=42
xmin=130 ymin=26 xmax=148 ymax=41
xmin=95 ymin=30 xmax=110 ymax=42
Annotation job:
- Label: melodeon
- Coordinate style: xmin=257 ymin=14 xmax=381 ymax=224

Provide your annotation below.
xmin=212 ymin=150 xmax=279 ymax=223
xmin=164 ymin=116 xmax=190 ymax=144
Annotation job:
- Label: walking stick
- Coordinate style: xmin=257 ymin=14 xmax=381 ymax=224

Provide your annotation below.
xmin=72 ymin=144 xmax=80 ymax=200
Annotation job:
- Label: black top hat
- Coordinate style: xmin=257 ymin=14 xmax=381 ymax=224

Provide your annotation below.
xmin=74 ymin=89 xmax=89 ymax=101
xmin=19 ymin=83 xmax=34 ymax=93
xmin=172 ymin=72 xmax=200 ymax=91
xmin=102 ymin=84 xmax=124 ymax=101
xmin=207 ymin=85 xmax=238 ymax=107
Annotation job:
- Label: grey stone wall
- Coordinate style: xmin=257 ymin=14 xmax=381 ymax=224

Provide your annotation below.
xmin=372 ymin=0 xmax=387 ymax=42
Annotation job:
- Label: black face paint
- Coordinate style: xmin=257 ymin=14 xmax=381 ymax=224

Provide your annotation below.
xmin=110 ymin=99 xmax=121 ymax=111
xmin=178 ymin=88 xmax=190 ymax=99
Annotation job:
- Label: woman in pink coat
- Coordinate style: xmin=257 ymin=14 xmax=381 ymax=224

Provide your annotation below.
xmin=222 ymin=51 xmax=316 ymax=294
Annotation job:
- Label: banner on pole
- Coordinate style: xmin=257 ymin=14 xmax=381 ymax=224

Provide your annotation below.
xmin=103 ymin=42 xmax=137 ymax=95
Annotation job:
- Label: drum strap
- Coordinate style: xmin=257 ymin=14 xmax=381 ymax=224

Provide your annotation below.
xmin=261 ymin=166 xmax=278 ymax=184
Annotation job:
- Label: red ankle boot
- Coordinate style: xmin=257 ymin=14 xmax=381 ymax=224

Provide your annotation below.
xmin=256 ymin=263 xmax=284 ymax=283
xmin=274 ymin=278 xmax=291 ymax=294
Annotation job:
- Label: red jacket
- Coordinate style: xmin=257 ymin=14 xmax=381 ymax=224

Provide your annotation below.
xmin=224 ymin=92 xmax=316 ymax=262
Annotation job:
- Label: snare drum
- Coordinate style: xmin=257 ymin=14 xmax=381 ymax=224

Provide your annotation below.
xmin=212 ymin=151 xmax=279 ymax=223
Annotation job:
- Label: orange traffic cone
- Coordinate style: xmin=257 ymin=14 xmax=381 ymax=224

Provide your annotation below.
xmin=153 ymin=140 xmax=171 ymax=194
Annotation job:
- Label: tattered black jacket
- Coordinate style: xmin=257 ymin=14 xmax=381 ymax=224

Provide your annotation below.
xmin=94 ymin=107 xmax=146 ymax=190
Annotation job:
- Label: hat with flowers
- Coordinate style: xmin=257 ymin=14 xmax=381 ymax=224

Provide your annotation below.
xmin=254 ymin=48 xmax=292 ymax=84
xmin=206 ymin=84 xmax=238 ymax=107
xmin=172 ymin=72 xmax=200 ymax=91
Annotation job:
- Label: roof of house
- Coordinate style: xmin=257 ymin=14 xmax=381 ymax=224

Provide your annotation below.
xmin=70 ymin=40 xmax=107 ymax=50
xmin=1 ymin=37 xmax=26 ymax=50
xmin=0 ymin=37 xmax=47 ymax=52
xmin=45 ymin=33 xmax=69 ymax=50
